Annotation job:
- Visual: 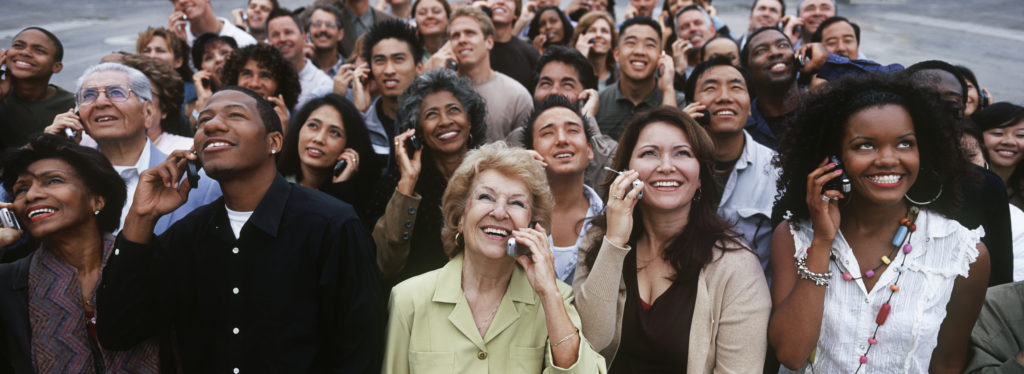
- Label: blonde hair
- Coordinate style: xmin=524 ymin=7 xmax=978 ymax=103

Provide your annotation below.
xmin=449 ymin=6 xmax=495 ymax=38
xmin=440 ymin=142 xmax=553 ymax=256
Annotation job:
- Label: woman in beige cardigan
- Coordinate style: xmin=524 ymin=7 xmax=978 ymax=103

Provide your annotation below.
xmin=573 ymin=107 xmax=771 ymax=373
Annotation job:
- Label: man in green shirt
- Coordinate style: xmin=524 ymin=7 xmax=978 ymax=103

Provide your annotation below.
xmin=0 ymin=27 xmax=75 ymax=149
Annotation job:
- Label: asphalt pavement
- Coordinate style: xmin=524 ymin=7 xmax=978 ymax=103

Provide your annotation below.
xmin=1 ymin=0 xmax=1022 ymax=102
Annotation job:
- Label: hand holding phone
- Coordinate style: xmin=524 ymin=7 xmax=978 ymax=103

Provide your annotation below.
xmin=823 ymin=155 xmax=851 ymax=195
xmin=506 ymin=221 xmax=538 ymax=259
xmin=404 ymin=135 xmax=422 ymax=157
xmin=695 ymin=109 xmax=711 ymax=126
xmin=0 ymin=208 xmax=21 ymax=231
xmin=186 ymin=155 xmax=202 ymax=189
xmin=333 ymin=159 xmax=348 ymax=177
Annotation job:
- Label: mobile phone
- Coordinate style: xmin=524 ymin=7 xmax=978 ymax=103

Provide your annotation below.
xmin=306 ymin=32 xmax=312 ymax=44
xmin=186 ymin=157 xmax=202 ymax=189
xmin=66 ymin=111 xmax=82 ymax=140
xmin=0 ymin=208 xmax=21 ymax=231
xmin=655 ymin=65 xmax=664 ymax=80
xmin=404 ymin=135 xmax=422 ymax=156
xmin=695 ymin=109 xmax=711 ymax=126
xmin=823 ymin=155 xmax=851 ymax=195
xmin=445 ymin=59 xmax=458 ymax=71
xmin=603 ymin=166 xmax=644 ymax=200
xmin=506 ymin=221 xmax=538 ymax=258
xmin=201 ymin=78 xmax=212 ymax=89
xmin=980 ymin=90 xmax=991 ymax=108
xmin=333 ymin=159 xmax=348 ymax=177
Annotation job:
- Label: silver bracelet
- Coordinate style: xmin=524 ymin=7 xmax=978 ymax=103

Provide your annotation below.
xmin=795 ymin=256 xmax=831 ymax=286
xmin=551 ymin=329 xmax=579 ymax=348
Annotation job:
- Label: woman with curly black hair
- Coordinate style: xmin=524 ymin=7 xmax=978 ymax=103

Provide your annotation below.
xmin=769 ymin=73 xmax=990 ymax=373
xmin=220 ymin=43 xmax=301 ymax=131
xmin=277 ymin=94 xmax=381 ymax=230
xmin=528 ymin=6 xmax=574 ymax=55
xmin=371 ymin=69 xmax=487 ymax=287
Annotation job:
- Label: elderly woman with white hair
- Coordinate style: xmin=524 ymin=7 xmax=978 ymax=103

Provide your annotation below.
xmin=381 ymin=142 xmax=606 ymax=373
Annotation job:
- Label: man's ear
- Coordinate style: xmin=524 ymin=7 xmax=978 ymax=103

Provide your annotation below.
xmin=51 ymin=61 xmax=63 ymax=75
xmin=485 ymin=34 xmax=494 ymax=51
xmin=142 ymin=100 xmax=156 ymax=130
xmin=267 ymin=130 xmax=284 ymax=155
xmin=415 ymin=61 xmax=424 ymax=75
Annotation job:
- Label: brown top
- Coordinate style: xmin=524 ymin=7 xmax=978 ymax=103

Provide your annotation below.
xmin=608 ymin=250 xmax=696 ymax=373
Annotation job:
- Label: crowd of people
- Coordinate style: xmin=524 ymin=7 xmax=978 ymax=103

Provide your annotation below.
xmin=0 ymin=0 xmax=1022 ymax=372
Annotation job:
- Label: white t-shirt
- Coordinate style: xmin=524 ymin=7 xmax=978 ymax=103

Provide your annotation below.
xmin=186 ymin=17 xmax=258 ymax=47
xmin=225 ymin=206 xmax=253 ymax=239
xmin=297 ymin=59 xmax=335 ymax=110
xmin=111 ymin=141 xmax=152 ymax=234
xmin=1009 ymin=204 xmax=1024 ymax=282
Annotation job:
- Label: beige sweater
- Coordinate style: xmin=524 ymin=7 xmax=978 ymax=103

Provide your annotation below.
xmin=572 ymin=227 xmax=772 ymax=373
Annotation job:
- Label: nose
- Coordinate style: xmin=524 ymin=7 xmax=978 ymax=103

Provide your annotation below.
xmin=876 ymin=145 xmax=899 ymax=167
xmin=655 ymin=153 xmax=674 ymax=173
xmin=489 ymin=199 xmax=511 ymax=219
xmin=312 ymin=128 xmax=328 ymax=144
xmin=201 ymin=113 xmax=229 ymax=135
xmin=23 ymin=181 xmax=45 ymax=203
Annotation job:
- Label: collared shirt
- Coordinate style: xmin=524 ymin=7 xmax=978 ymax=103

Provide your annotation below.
xmin=716 ymin=131 xmax=778 ymax=277
xmin=325 ymin=53 xmax=348 ymax=78
xmin=382 ymin=253 xmax=607 ymax=373
xmin=348 ymin=8 xmax=376 ymax=43
xmin=595 ymin=83 xmax=686 ymax=140
xmin=297 ymin=58 xmax=335 ymax=110
xmin=97 ymin=174 xmax=380 ymax=373
xmin=111 ymin=140 xmax=152 ymax=234
xmin=550 ymin=184 xmax=604 ymax=285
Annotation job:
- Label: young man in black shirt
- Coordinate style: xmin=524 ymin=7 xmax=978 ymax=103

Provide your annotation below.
xmin=97 ymin=86 xmax=380 ymax=373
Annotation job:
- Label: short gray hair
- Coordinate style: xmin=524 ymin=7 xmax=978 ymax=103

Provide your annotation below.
xmin=75 ymin=62 xmax=153 ymax=105
xmin=396 ymin=69 xmax=486 ymax=149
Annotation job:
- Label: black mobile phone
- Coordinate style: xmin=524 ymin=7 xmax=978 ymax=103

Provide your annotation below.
xmin=695 ymin=109 xmax=711 ymax=126
xmin=445 ymin=59 xmax=458 ymax=71
xmin=0 ymin=208 xmax=21 ymax=231
xmin=404 ymin=135 xmax=422 ymax=156
xmin=823 ymin=155 xmax=851 ymax=195
xmin=655 ymin=65 xmax=664 ymax=80
xmin=332 ymin=159 xmax=348 ymax=177
xmin=186 ymin=157 xmax=202 ymax=189
xmin=506 ymin=221 xmax=538 ymax=258
xmin=980 ymin=90 xmax=991 ymax=108
xmin=201 ymin=78 xmax=212 ymax=89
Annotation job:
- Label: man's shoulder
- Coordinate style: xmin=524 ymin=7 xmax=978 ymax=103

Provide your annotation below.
xmin=217 ymin=17 xmax=258 ymax=46
xmin=288 ymin=183 xmax=360 ymax=222
xmin=490 ymin=72 xmax=530 ymax=96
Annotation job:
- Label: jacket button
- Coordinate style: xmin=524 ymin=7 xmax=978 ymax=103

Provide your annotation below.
xmin=477 ymin=351 xmax=487 ymax=360
xmin=402 ymin=232 xmax=409 ymax=240
xmin=408 ymin=208 xmax=416 ymax=215
xmin=405 ymin=220 xmax=412 ymax=228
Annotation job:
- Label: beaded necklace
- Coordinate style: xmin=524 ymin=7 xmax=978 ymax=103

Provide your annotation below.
xmin=810 ymin=205 xmax=921 ymax=373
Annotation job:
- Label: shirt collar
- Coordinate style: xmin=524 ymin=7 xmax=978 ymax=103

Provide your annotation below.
xmin=241 ymin=174 xmax=292 ymax=238
xmin=612 ymin=82 xmax=661 ymax=108
xmin=432 ymin=253 xmax=537 ymax=305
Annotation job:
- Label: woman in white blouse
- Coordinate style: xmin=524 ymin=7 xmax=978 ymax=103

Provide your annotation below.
xmin=768 ymin=74 xmax=990 ymax=373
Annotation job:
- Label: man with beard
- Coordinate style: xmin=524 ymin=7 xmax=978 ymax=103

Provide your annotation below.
xmin=306 ymin=4 xmax=348 ymax=77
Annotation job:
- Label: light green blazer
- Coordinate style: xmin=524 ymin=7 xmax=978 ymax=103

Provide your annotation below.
xmin=382 ymin=254 xmax=607 ymax=374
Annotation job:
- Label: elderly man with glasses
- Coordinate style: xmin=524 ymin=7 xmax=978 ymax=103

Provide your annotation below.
xmin=45 ymin=62 xmax=220 ymax=234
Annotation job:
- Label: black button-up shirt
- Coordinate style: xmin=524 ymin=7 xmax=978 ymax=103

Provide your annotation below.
xmin=97 ymin=174 xmax=380 ymax=373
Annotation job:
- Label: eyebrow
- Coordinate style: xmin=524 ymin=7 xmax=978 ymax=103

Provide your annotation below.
xmin=199 ymin=104 xmax=250 ymax=117
xmin=848 ymin=132 xmax=916 ymax=144
xmin=479 ymin=185 xmax=528 ymax=199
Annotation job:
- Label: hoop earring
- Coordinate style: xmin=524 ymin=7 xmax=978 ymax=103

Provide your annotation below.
xmin=905 ymin=169 xmax=943 ymax=206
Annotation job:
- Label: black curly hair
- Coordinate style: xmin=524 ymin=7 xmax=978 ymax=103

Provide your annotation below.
xmin=220 ymin=43 xmax=301 ymax=112
xmin=396 ymin=69 xmax=487 ymax=152
xmin=774 ymin=73 xmax=968 ymax=223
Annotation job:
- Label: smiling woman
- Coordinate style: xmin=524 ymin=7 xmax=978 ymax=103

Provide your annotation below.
xmin=0 ymin=134 xmax=161 ymax=373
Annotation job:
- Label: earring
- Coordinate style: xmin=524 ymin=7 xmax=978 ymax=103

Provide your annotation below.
xmin=454 ymin=231 xmax=463 ymax=247
xmin=904 ymin=169 xmax=943 ymax=206
xmin=693 ymin=187 xmax=703 ymax=202
xmin=94 ymin=210 xmax=100 ymax=216
xmin=270 ymin=149 xmax=276 ymax=154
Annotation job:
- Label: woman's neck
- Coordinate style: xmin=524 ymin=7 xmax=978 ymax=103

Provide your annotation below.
xmin=422 ymin=33 xmax=445 ymax=55
xmin=44 ymin=226 xmax=104 ymax=274
xmin=298 ymin=162 xmax=329 ymax=189
xmin=588 ymin=53 xmax=609 ymax=81
xmin=461 ymin=251 xmax=514 ymax=295
xmin=638 ymin=205 xmax=690 ymax=258
xmin=433 ymin=149 xmax=466 ymax=179
xmin=840 ymin=196 xmax=909 ymax=234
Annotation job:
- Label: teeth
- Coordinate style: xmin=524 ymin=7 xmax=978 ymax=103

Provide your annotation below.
xmin=631 ymin=62 xmax=646 ymax=67
xmin=997 ymin=150 xmax=1016 ymax=157
xmin=651 ymin=181 xmax=680 ymax=187
xmin=868 ymin=175 xmax=901 ymax=184
xmin=771 ymin=63 xmax=786 ymax=71
xmin=96 ymin=116 xmax=116 ymax=122
xmin=308 ymin=148 xmax=324 ymax=155
xmin=554 ymin=153 xmax=572 ymax=159
xmin=483 ymin=227 xmax=509 ymax=236
xmin=437 ymin=131 xmax=457 ymax=140
xmin=714 ymin=110 xmax=735 ymax=116
xmin=14 ymin=61 xmax=31 ymax=67
xmin=205 ymin=141 xmax=230 ymax=149
xmin=28 ymin=208 xmax=55 ymax=219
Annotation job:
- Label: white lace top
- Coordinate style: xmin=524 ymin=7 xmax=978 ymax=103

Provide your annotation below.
xmin=781 ymin=209 xmax=982 ymax=374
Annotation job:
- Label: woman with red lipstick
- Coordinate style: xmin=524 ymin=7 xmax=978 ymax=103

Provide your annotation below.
xmin=371 ymin=69 xmax=486 ymax=288
xmin=0 ymin=134 xmax=159 ymax=373
xmin=381 ymin=142 xmax=607 ymax=373
xmin=769 ymin=74 xmax=989 ymax=373
xmin=574 ymin=106 xmax=771 ymax=372
xmin=278 ymin=93 xmax=380 ymax=230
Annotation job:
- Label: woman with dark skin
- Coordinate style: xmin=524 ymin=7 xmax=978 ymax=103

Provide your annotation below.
xmin=529 ymin=6 xmax=574 ymax=55
xmin=0 ymin=134 xmax=158 ymax=373
xmin=278 ymin=94 xmax=380 ymax=229
xmin=372 ymin=69 xmax=486 ymax=285
xmin=769 ymin=73 xmax=989 ymax=373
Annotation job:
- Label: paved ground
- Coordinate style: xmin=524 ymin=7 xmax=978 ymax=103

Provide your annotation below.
xmin=2 ymin=0 xmax=1022 ymax=102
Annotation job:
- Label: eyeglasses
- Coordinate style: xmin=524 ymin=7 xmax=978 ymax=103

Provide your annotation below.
xmin=309 ymin=20 xmax=341 ymax=28
xmin=78 ymin=85 xmax=134 ymax=105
